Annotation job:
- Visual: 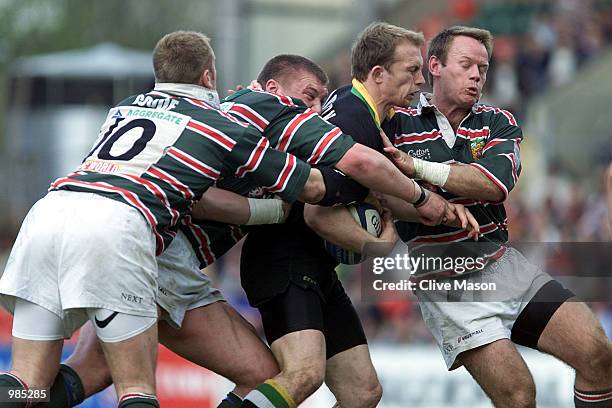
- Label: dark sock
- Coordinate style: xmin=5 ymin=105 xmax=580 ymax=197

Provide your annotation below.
xmin=39 ymin=364 xmax=85 ymax=408
xmin=118 ymin=393 xmax=160 ymax=408
xmin=574 ymin=387 xmax=612 ymax=407
xmin=217 ymin=391 xmax=243 ymax=407
xmin=0 ymin=372 xmax=29 ymax=408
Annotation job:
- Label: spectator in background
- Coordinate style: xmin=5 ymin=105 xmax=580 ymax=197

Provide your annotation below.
xmin=607 ymin=163 xmax=612 ymax=234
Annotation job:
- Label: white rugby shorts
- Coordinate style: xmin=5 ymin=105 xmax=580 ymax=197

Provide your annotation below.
xmin=0 ymin=190 xmax=158 ymax=338
xmin=415 ymin=247 xmax=552 ymax=369
xmin=156 ymin=230 xmax=224 ymax=329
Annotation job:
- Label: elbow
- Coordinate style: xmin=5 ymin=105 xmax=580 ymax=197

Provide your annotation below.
xmin=299 ymin=168 xmax=325 ymax=203
xmin=489 ymin=187 xmax=506 ymax=203
xmin=336 ymin=145 xmax=377 ymax=177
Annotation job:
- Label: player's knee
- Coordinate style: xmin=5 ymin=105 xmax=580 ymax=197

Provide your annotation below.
xmin=237 ymin=357 xmax=280 ymax=390
xmin=285 ymin=363 xmax=325 ymax=396
xmin=361 ymin=378 xmax=382 ymax=408
xmin=576 ymin=337 xmax=612 ymax=381
xmin=501 ymin=379 xmax=536 ymax=408
xmin=508 ymin=389 xmax=536 ymax=408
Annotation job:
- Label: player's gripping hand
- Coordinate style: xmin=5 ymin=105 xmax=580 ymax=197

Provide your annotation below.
xmin=380 ymin=129 xmax=416 ymax=177
xmin=414 ymin=189 xmax=449 ymax=226
xmin=226 ymin=80 xmax=263 ymax=96
xmin=362 ymin=208 xmax=399 ymax=257
xmin=445 ymin=203 xmax=480 ymax=240
xmin=364 ymin=190 xmax=384 ymax=213
xmin=226 ymin=84 xmax=244 ymax=96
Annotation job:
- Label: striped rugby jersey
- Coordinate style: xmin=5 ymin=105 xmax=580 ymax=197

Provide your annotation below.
xmin=50 ymin=84 xmax=310 ymax=255
xmin=179 ymin=88 xmax=357 ymax=268
xmin=386 ymin=93 xmax=523 ymax=275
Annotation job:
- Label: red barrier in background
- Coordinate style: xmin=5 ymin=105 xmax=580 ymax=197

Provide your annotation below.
xmin=1 ymin=310 xmax=232 ymax=408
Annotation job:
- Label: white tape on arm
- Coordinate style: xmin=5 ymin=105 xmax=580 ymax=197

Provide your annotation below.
xmin=246 ymin=198 xmax=285 ymax=225
xmin=413 ymin=158 xmax=451 ymax=187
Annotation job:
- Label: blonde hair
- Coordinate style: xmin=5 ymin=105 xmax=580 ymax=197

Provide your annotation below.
xmin=351 ymin=22 xmax=425 ymax=82
xmin=153 ymin=31 xmax=215 ymax=84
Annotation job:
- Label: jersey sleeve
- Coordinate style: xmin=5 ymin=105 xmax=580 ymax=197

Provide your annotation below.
xmin=264 ymin=109 xmax=356 ymax=167
xmin=224 ymin=124 xmax=310 ymax=203
xmin=224 ymin=90 xmax=356 ymax=167
xmin=468 ymin=113 xmax=523 ymax=201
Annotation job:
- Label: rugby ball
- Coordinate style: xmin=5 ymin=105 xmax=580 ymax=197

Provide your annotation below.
xmin=324 ymin=203 xmax=382 ymax=265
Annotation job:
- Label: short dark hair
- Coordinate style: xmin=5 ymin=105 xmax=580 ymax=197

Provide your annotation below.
xmin=351 ymin=22 xmax=424 ymax=82
xmin=153 ymin=31 xmax=214 ymax=84
xmin=427 ymin=26 xmax=493 ymax=85
xmin=257 ymin=54 xmax=328 ymax=87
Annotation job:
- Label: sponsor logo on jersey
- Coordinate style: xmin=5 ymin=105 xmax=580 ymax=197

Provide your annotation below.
xmin=470 ymin=139 xmax=486 ymax=160
xmin=134 ymin=94 xmax=180 ymax=110
xmin=80 ymin=160 xmax=120 ymax=173
xmin=407 ymin=148 xmax=431 ymax=160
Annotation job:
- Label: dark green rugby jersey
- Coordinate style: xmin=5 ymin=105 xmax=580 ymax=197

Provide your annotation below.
xmin=387 ymin=93 xmax=523 ymax=274
xmin=179 ymin=88 xmax=357 ymax=268
xmin=50 ymin=84 xmax=310 ymax=255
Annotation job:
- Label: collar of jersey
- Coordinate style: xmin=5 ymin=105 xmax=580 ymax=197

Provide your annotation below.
xmin=417 ymin=92 xmax=480 ymax=115
xmin=350 ymin=79 xmax=395 ymax=129
xmin=154 ymin=83 xmax=220 ymax=108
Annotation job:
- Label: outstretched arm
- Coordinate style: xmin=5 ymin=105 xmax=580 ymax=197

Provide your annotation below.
xmin=380 ymin=131 xmax=504 ymax=202
xmin=304 ymin=204 xmax=398 ymax=256
xmin=193 ymin=187 xmax=287 ymax=226
xmin=334 ymin=143 xmax=452 ymax=225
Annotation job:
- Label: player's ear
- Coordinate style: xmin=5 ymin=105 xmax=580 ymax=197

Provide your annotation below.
xmin=370 ymin=65 xmax=385 ymax=84
xmin=429 ymin=55 xmax=442 ymax=81
xmin=200 ymin=69 xmax=215 ymax=89
xmin=265 ymin=79 xmax=279 ymax=94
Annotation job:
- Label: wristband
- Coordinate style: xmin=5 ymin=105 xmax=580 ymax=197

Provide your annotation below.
xmin=413 ymin=158 xmax=451 ymax=187
xmin=246 ymin=198 xmax=284 ymax=225
xmin=412 ymin=182 xmax=430 ymax=208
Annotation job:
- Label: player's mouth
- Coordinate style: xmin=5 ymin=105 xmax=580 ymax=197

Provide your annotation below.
xmin=466 ymin=87 xmax=479 ymax=97
xmin=406 ymin=91 xmax=418 ymax=101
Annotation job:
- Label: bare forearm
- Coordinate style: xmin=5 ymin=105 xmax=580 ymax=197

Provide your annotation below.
xmin=193 ymin=187 xmax=250 ymax=225
xmin=386 ymin=147 xmax=504 ymax=202
xmin=381 ymin=194 xmax=420 ymax=222
xmin=336 ymin=144 xmax=419 ymax=203
xmin=304 ymin=204 xmax=378 ymax=253
xmin=443 ymin=165 xmax=505 ymax=202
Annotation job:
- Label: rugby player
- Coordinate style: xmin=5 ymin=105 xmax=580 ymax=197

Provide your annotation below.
xmin=324 ymin=26 xmax=612 ymax=407
xmin=237 ymin=24 xmax=479 ymax=408
xmin=40 ymin=53 xmax=454 ymax=408
xmin=0 ymin=31 xmax=356 ymax=408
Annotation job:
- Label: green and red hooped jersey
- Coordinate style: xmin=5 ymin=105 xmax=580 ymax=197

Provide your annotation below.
xmin=50 ymin=87 xmax=310 ymax=255
xmin=180 ymin=88 xmax=357 ymax=268
xmin=385 ymin=94 xmax=523 ymax=274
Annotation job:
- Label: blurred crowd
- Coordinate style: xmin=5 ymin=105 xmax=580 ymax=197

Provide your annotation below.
xmin=327 ymin=0 xmax=612 ymax=122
